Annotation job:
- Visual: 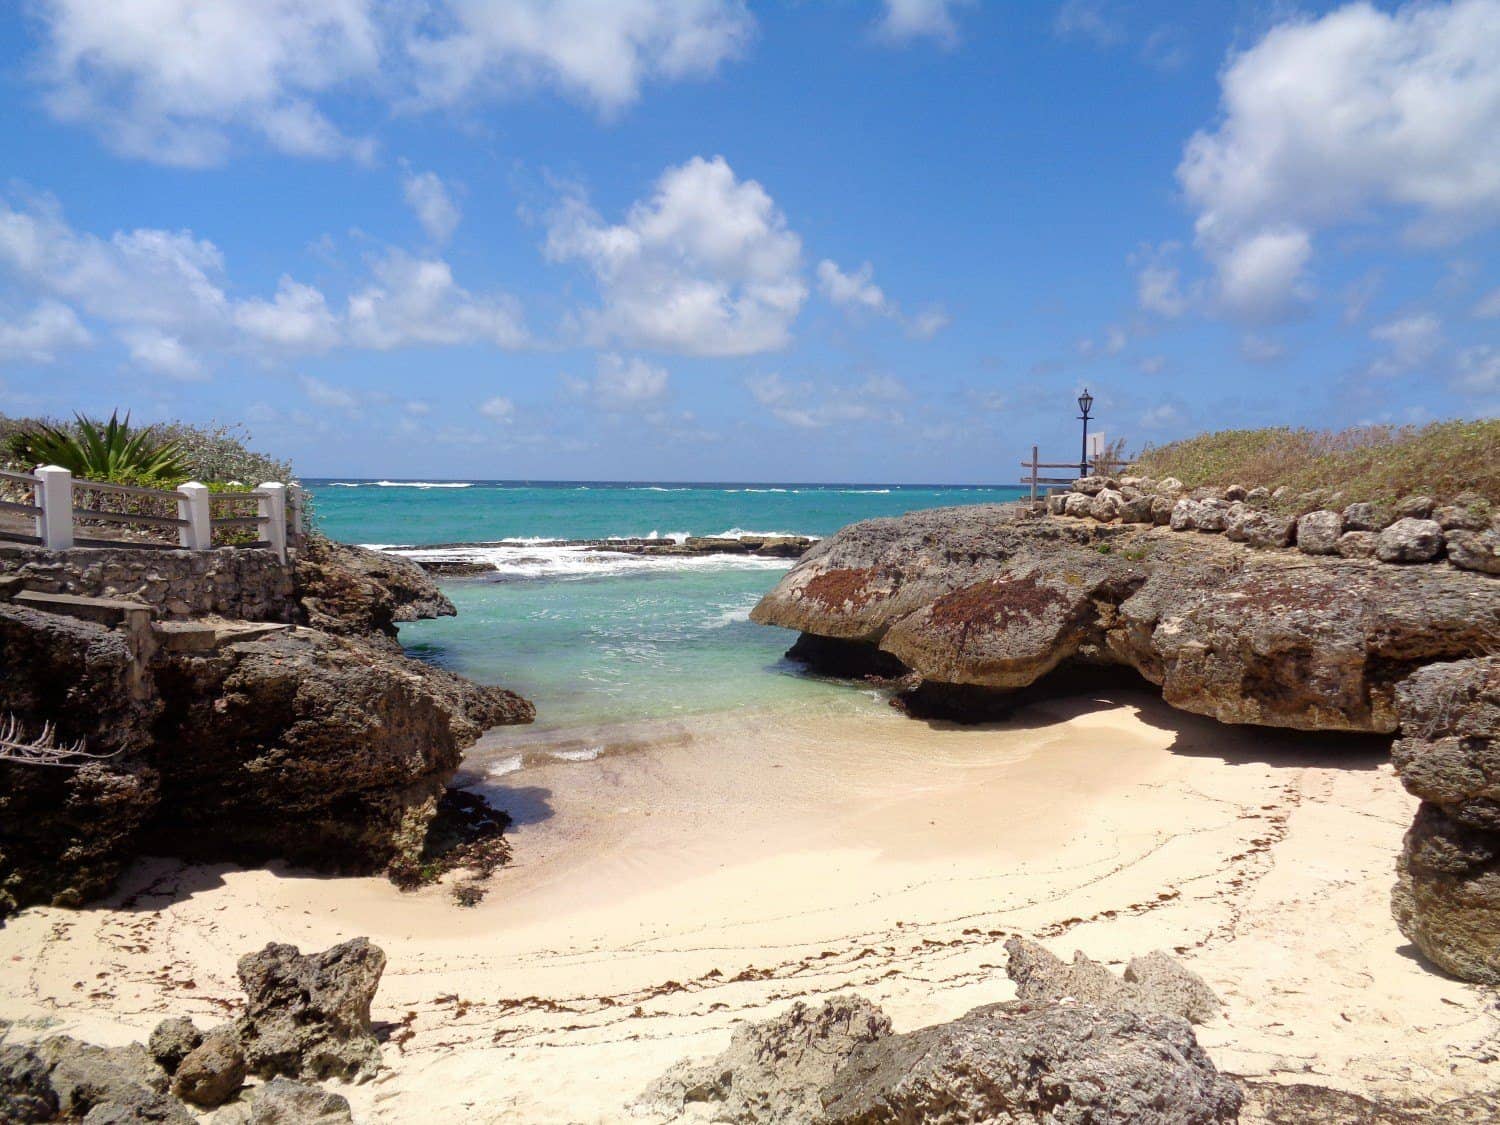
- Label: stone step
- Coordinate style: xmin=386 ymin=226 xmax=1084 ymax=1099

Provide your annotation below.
xmin=12 ymin=589 xmax=154 ymax=629
xmin=154 ymin=619 xmax=294 ymax=653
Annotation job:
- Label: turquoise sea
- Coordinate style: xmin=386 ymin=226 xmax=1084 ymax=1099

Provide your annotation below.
xmin=307 ymin=481 xmax=1025 ymax=729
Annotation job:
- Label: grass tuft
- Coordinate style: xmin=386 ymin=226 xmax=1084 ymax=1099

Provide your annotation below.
xmin=1129 ymin=420 xmax=1500 ymax=506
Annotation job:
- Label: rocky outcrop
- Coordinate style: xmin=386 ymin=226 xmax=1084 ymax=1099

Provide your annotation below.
xmin=1240 ymin=1081 xmax=1500 ymax=1123
xmin=0 ymin=939 xmax=377 ymax=1122
xmin=640 ymin=992 xmax=1241 ymax=1125
xmin=818 ymin=1003 xmax=1242 ymax=1125
xmin=752 ymin=505 xmax=1499 ymax=732
xmin=1003 ymin=937 xmax=1221 ymax=1024
xmin=236 ymin=939 xmax=385 ymax=1082
xmin=294 ymin=537 xmax=455 ymax=643
xmin=1390 ymin=657 xmax=1500 ymax=984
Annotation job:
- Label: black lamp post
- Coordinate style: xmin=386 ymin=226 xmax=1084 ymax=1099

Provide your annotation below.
xmin=1077 ymin=388 xmax=1094 ymax=477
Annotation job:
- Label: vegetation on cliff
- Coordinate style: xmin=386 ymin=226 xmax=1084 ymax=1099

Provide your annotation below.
xmin=1129 ymin=419 xmax=1500 ymax=506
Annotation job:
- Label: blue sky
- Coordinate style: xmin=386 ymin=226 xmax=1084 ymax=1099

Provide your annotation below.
xmin=0 ymin=0 xmax=1496 ymax=482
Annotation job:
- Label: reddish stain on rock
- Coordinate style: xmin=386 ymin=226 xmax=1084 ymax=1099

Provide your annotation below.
xmin=928 ymin=575 xmax=1069 ymax=635
xmin=802 ymin=567 xmax=883 ymax=611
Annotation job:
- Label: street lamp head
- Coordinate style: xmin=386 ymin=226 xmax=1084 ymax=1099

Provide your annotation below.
xmin=1077 ymin=389 xmax=1093 ymax=416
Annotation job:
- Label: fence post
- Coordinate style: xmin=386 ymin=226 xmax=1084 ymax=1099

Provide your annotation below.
xmin=177 ymin=482 xmax=211 ymax=550
xmin=1030 ymin=445 xmax=1039 ymax=507
xmin=288 ymin=484 xmax=306 ymax=547
xmin=258 ymin=482 xmax=287 ymax=562
xmin=34 ymin=465 xmax=74 ymax=550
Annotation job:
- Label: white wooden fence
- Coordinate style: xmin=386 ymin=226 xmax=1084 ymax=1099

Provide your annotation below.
xmin=0 ymin=466 xmax=307 ymax=562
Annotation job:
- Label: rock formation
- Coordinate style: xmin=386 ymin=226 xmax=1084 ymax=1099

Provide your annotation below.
xmin=1003 ymin=937 xmax=1222 ymax=1024
xmin=236 ymin=938 xmax=385 ymax=1082
xmin=0 ymin=539 xmax=532 ymax=918
xmin=0 ymin=939 xmax=375 ymax=1122
xmin=1390 ymin=657 xmax=1500 ymax=983
xmin=639 ymin=990 xmax=1241 ymax=1125
xmin=752 ymin=504 xmax=1499 ymax=732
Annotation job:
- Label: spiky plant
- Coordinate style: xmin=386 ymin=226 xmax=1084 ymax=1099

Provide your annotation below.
xmin=14 ymin=410 xmax=190 ymax=482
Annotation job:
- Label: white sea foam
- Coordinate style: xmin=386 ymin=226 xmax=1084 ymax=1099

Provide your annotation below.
xmin=549 ymin=747 xmax=602 ymax=763
xmin=487 ymin=753 xmax=524 ymax=777
xmin=394 ymin=543 xmax=794 ymax=580
xmin=373 ymin=480 xmax=473 ymax=489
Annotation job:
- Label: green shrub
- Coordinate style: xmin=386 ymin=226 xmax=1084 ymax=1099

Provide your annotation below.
xmin=8 ymin=411 xmax=189 ymax=481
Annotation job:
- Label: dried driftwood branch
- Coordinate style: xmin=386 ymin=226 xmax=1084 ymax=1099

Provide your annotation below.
xmin=0 ymin=713 xmax=119 ymax=767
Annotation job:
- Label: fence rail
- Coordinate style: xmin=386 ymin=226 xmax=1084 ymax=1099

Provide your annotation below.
xmin=1019 ymin=446 xmax=1133 ymax=504
xmin=0 ymin=466 xmax=306 ymax=561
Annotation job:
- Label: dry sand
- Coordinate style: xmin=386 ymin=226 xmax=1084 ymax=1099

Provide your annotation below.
xmin=1 ymin=689 xmax=1495 ymax=1122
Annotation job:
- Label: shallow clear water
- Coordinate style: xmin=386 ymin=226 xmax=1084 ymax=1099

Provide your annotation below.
xmin=307 ymin=481 xmax=1025 ymax=728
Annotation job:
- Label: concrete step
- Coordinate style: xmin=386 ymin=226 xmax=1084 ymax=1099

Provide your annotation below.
xmin=154 ymin=619 xmax=294 ymax=653
xmin=12 ymin=589 xmax=154 ymax=629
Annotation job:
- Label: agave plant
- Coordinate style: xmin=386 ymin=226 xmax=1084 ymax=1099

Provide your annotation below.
xmin=15 ymin=410 xmax=190 ymax=482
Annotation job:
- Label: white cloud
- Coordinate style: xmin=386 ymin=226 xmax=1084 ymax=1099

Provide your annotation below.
xmin=33 ymin=0 xmax=381 ymax=167
xmin=1139 ymin=403 xmax=1184 ymax=431
xmin=1475 ymin=287 xmax=1500 ymax=318
xmin=409 ymin=0 xmax=754 ymax=116
xmin=563 ymin=353 xmax=670 ymax=408
xmin=479 ymin=395 xmax=515 ymax=422
xmin=817 ymin=258 xmax=950 ymax=338
xmin=1137 ymin=354 xmax=1167 ymax=375
xmin=1078 ymin=324 xmax=1128 ymax=358
xmin=0 ymin=300 xmax=90 ymax=362
xmin=299 ymin=373 xmax=359 ymax=412
xmin=546 ymin=155 xmax=805 ymax=356
xmin=30 ymin=1 xmax=753 ymax=166
xmin=875 ymin=0 xmax=975 ymax=47
xmin=745 ymin=372 xmax=905 ymax=429
xmin=1453 ymin=345 xmax=1499 ymax=395
xmin=1054 ymin=1 xmax=1123 ymax=47
xmin=1366 ymin=312 xmax=1442 ymax=377
xmin=1214 ymin=227 xmax=1313 ymax=321
xmin=402 ymin=168 xmax=462 ymax=244
xmin=1179 ymin=0 xmax=1500 ymax=319
xmin=0 ymin=191 xmax=528 ymax=376
xmin=234 ymin=277 xmax=340 ymax=351
xmin=119 ymin=327 xmax=204 ymax=381
xmin=1134 ymin=244 xmax=1188 ymax=317
xmin=346 ymin=251 xmax=528 ymax=350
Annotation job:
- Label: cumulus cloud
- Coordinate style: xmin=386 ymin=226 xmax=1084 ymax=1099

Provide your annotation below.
xmin=1179 ymin=0 xmax=1500 ymax=320
xmin=409 ymin=0 xmax=754 ymax=116
xmin=874 ymin=0 xmax=976 ymax=47
xmin=546 ymin=156 xmax=806 ymax=356
xmin=347 ymin=251 xmax=528 ymax=351
xmin=299 ymin=373 xmax=359 ymax=412
xmin=1054 ymin=1 xmax=1124 ymax=47
xmin=1139 ymin=403 xmax=1184 ymax=431
xmin=1077 ymin=325 xmax=1128 ymax=358
xmin=1366 ymin=312 xmax=1442 ymax=377
xmin=745 ymin=372 xmax=905 ymax=429
xmin=29 ymin=0 xmax=753 ymax=165
xmin=1453 ymin=345 xmax=1499 ymax=396
xmin=1132 ymin=243 xmax=1188 ymax=318
xmin=0 ymin=191 xmax=528 ymax=376
xmin=402 ymin=168 xmax=462 ymax=244
xmin=0 ymin=300 xmax=90 ymax=362
xmin=817 ymin=258 xmax=950 ymax=338
xmin=563 ymin=353 xmax=670 ymax=409
xmin=479 ymin=395 xmax=515 ymax=422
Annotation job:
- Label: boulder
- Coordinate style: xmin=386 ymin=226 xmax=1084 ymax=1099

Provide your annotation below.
xmin=1119 ymin=494 xmax=1155 ymax=524
xmin=248 ymin=1078 xmax=355 ymax=1124
xmin=1045 ymin=493 xmax=1067 ymax=516
xmin=817 ymin=1002 xmax=1241 ymax=1125
xmin=1090 ymin=488 xmax=1125 ymax=522
xmin=1337 ymin=530 xmax=1378 ymax=559
xmin=1447 ymin=528 xmax=1500 ymax=575
xmin=1296 ymin=510 xmax=1343 ymax=555
xmin=637 ymin=995 xmax=892 ymax=1124
xmin=1246 ymin=486 xmax=1271 ymax=504
xmin=31 ymin=1037 xmax=183 ymax=1123
xmin=1170 ymin=499 xmax=1199 ymax=531
xmin=1062 ymin=492 xmax=1093 ymax=518
xmin=1375 ymin=518 xmax=1445 ymax=564
xmin=0 ymin=1043 xmax=58 ymax=1123
xmin=236 ymin=938 xmax=386 ymax=1082
xmin=171 ymin=1028 xmax=245 ymax=1108
xmin=1073 ymin=476 xmax=1110 ymax=496
xmin=1435 ymin=501 xmax=1492 ymax=532
xmin=1390 ymin=658 xmax=1500 ymax=983
xmin=147 ymin=1018 xmax=202 ymax=1076
xmin=1158 ymin=476 xmax=1184 ymax=494
xmin=79 ymin=1082 xmax=194 ymax=1123
xmin=1004 ymin=937 xmax=1220 ymax=1024
xmin=1150 ymin=495 xmax=1176 ymax=525
xmin=1233 ymin=510 xmax=1294 ymax=549
xmin=1343 ymin=502 xmax=1394 ymax=532
xmin=1394 ymin=495 xmax=1435 ymax=520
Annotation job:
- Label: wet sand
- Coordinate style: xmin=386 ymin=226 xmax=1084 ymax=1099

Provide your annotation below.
xmin=0 ymin=690 xmax=1494 ymax=1122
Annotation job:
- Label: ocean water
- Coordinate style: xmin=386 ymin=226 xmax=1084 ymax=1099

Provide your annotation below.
xmin=306 ymin=481 xmax=1025 ymax=728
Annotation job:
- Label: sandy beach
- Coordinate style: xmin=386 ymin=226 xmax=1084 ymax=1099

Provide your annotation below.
xmin=1 ymin=689 xmax=1495 ymax=1122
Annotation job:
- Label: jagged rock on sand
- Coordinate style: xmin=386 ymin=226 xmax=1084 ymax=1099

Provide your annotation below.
xmin=818 ymin=1002 xmax=1241 ymax=1124
xmin=171 ymin=1026 xmax=247 ymax=1108
xmin=1390 ymin=657 xmax=1500 ymax=984
xmin=637 ymin=995 xmax=892 ymax=1124
xmin=147 ymin=1018 xmax=202 ymax=1076
xmin=1003 ymin=936 xmax=1222 ymax=1024
xmin=236 ymin=938 xmax=386 ymax=1082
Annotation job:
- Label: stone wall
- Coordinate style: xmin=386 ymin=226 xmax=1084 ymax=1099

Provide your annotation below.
xmin=1048 ymin=475 xmax=1498 ymax=574
xmin=0 ymin=545 xmax=297 ymax=622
